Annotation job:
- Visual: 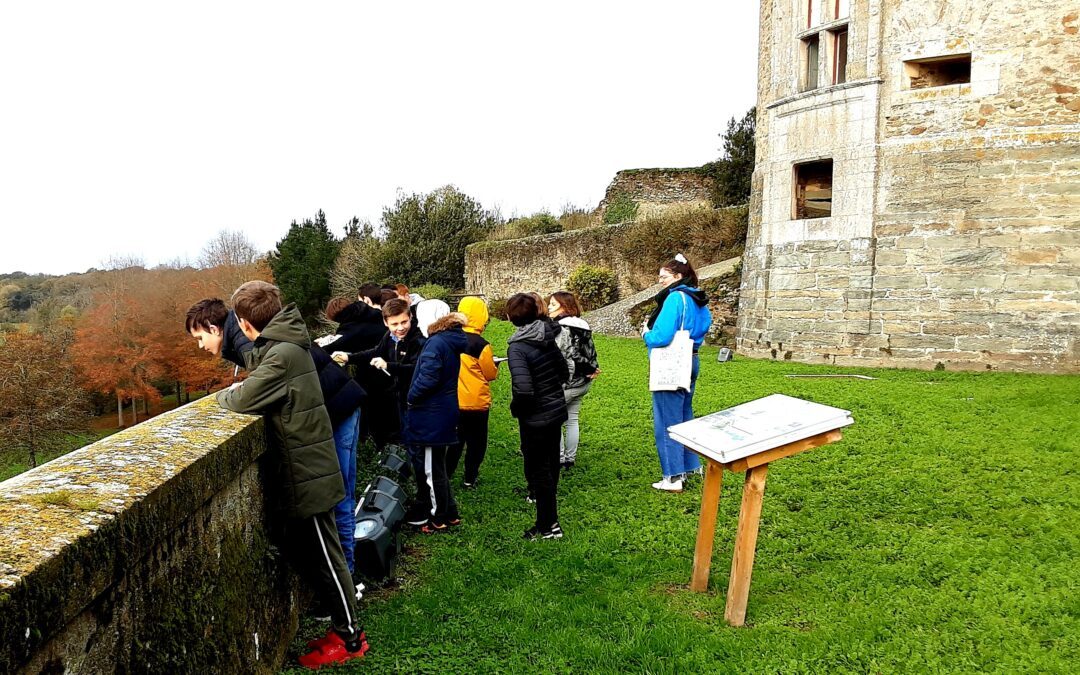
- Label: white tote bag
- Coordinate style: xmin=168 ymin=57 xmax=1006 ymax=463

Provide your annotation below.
xmin=649 ymin=293 xmax=694 ymax=392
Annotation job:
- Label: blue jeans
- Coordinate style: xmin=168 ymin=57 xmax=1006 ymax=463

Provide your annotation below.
xmin=332 ymin=408 xmax=361 ymax=574
xmin=651 ymin=355 xmax=701 ymax=479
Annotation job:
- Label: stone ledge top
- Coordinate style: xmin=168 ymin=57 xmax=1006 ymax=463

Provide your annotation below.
xmin=0 ymin=397 xmax=261 ymax=590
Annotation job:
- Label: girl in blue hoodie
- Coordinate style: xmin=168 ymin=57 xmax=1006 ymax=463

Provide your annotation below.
xmin=642 ymin=254 xmax=712 ymax=492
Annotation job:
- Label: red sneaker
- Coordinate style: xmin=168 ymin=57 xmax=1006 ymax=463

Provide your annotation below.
xmin=298 ymin=631 xmax=369 ymax=670
xmin=420 ymin=521 xmax=447 ymax=534
xmin=305 ymin=628 xmax=335 ymax=651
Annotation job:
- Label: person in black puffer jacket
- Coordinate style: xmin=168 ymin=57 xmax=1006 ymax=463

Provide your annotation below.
xmin=323 ymin=287 xmax=393 ymax=451
xmin=506 ymin=293 xmax=569 ymax=540
xmin=323 ymin=285 xmax=389 ymax=354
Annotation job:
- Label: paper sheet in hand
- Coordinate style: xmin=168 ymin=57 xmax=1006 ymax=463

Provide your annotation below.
xmin=667 ymin=394 xmax=852 ymax=464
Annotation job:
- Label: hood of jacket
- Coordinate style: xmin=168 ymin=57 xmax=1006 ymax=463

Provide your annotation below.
xmin=457 ymin=296 xmax=489 ymax=334
xmin=427 ymin=312 xmax=467 ymax=336
xmin=508 ymin=318 xmax=558 ymax=346
xmin=675 ymin=285 xmax=710 ymax=307
xmin=647 ymin=284 xmax=709 ymax=329
xmin=556 ymin=315 xmax=590 ymax=331
xmin=334 ymin=300 xmax=382 ymax=326
xmin=416 ymin=299 xmax=451 ymax=338
xmin=257 ymin=304 xmax=311 ymax=349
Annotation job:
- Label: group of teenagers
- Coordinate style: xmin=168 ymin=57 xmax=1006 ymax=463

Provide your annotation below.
xmin=182 ymin=254 xmax=710 ymax=669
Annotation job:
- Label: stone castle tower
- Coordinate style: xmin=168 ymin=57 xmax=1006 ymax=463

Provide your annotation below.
xmin=736 ymin=0 xmax=1079 ymax=372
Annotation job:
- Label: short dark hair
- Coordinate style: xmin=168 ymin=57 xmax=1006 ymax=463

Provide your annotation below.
xmin=185 ymin=298 xmax=228 ymax=333
xmin=662 ymin=255 xmax=698 ymax=287
xmin=231 ymin=281 xmax=283 ymax=332
xmin=379 ymin=289 xmax=399 ymax=306
xmin=381 ymin=297 xmax=410 ymax=319
xmin=325 ymin=296 xmax=352 ymax=322
xmin=505 ymin=293 xmax=539 ymax=326
xmin=358 ymin=283 xmax=382 ymax=306
xmin=548 ymin=291 xmax=582 ymax=318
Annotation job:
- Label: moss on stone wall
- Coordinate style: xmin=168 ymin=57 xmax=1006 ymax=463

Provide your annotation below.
xmin=0 ymin=398 xmax=301 ymax=673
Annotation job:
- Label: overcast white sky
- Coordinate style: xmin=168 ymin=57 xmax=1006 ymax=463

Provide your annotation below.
xmin=0 ymin=1 xmax=758 ymax=276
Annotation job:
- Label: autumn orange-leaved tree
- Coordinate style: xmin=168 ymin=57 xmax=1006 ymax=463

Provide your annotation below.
xmin=0 ymin=325 xmax=90 ymax=468
xmin=73 ymin=263 xmax=163 ymax=426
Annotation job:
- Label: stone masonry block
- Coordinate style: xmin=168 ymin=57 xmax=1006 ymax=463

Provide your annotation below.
xmin=933 ymin=274 xmax=1005 ymax=290
xmin=1006 ymin=249 xmax=1062 ymax=265
xmin=925 ymin=235 xmax=981 ymax=249
xmin=888 ymin=334 xmax=957 ymax=349
xmin=875 ymin=274 xmax=929 ymax=290
xmin=874 ymin=250 xmax=909 ymax=266
xmin=1004 ymin=275 xmax=1078 ymax=292
xmin=769 ymin=272 xmax=818 ymax=290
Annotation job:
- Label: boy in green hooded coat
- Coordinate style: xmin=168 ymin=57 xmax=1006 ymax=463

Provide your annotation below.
xmin=215 ymin=281 xmax=368 ymax=669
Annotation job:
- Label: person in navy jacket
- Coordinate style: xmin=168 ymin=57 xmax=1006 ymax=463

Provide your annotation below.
xmin=403 ymin=308 xmax=469 ymax=532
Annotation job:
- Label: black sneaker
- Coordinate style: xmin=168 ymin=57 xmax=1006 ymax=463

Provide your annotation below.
xmin=404 ymin=502 xmax=430 ymax=527
xmin=561 ymin=461 xmax=575 ymax=472
xmin=462 ymin=479 xmax=476 ymax=489
xmin=523 ymin=523 xmax=563 ymax=540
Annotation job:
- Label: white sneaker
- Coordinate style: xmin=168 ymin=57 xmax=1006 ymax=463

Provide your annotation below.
xmin=651 ymin=477 xmax=684 ymax=493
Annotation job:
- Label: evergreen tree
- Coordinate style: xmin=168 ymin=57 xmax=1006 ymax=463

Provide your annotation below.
xmin=267 ymin=210 xmax=341 ymax=322
xmin=379 ymin=186 xmax=498 ymax=288
xmin=705 ymin=106 xmax=757 ymax=207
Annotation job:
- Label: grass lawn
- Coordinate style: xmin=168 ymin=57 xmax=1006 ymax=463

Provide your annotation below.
xmin=283 ymin=321 xmax=1078 ymax=673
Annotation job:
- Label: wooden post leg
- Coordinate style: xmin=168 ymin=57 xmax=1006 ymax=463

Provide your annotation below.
xmin=690 ymin=460 xmax=724 ymax=592
xmin=724 ymin=463 xmax=769 ymax=626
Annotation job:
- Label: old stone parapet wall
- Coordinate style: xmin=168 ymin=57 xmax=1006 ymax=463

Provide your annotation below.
xmin=0 ymin=398 xmax=302 ymax=673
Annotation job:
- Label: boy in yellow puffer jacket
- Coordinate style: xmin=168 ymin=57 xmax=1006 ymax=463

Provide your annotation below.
xmin=446 ymin=296 xmax=500 ymax=487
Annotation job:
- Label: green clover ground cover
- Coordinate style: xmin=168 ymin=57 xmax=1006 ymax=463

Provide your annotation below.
xmin=288 ymin=321 xmax=1079 ymax=673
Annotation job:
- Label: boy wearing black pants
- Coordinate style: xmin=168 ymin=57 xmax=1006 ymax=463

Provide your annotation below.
xmin=447 ymin=296 xmax=499 ymax=487
xmin=404 ymin=309 xmax=469 ymax=532
xmin=215 ymin=281 xmax=367 ymax=669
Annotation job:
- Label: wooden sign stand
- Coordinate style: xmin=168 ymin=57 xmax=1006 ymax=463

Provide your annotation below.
xmin=689 ymin=428 xmax=845 ymax=626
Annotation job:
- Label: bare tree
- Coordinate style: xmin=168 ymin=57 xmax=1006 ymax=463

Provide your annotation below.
xmin=199 ymin=230 xmax=262 ymax=268
xmin=199 ymin=230 xmax=267 ymax=297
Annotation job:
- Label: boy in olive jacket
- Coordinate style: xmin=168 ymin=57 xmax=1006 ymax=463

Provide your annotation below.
xmin=215 ymin=281 xmax=367 ymax=669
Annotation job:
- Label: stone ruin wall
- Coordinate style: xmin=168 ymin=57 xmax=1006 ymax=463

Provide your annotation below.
xmin=0 ymin=399 xmax=302 ymax=673
xmin=597 ymin=168 xmax=716 ymax=220
xmin=737 ymin=0 xmax=1079 ymax=373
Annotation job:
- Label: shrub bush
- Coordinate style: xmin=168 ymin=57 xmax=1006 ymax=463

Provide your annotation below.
xmin=620 ymin=206 xmax=748 ymax=275
xmin=603 ymin=194 xmax=638 ymax=225
xmin=415 ymin=283 xmax=451 ymax=303
xmin=487 ymin=212 xmax=562 ymax=241
xmin=558 ymin=205 xmax=597 ymax=231
xmin=487 ymin=297 xmax=509 ymax=321
xmin=567 ymin=265 xmax=618 ymax=311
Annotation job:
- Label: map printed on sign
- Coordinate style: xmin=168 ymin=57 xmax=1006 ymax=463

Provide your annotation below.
xmin=667 ymin=394 xmax=853 ymax=464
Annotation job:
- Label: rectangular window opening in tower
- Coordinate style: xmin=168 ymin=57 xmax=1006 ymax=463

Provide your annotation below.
xmin=794 ymin=160 xmax=833 ymax=220
xmin=904 ymin=54 xmax=972 ymax=89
